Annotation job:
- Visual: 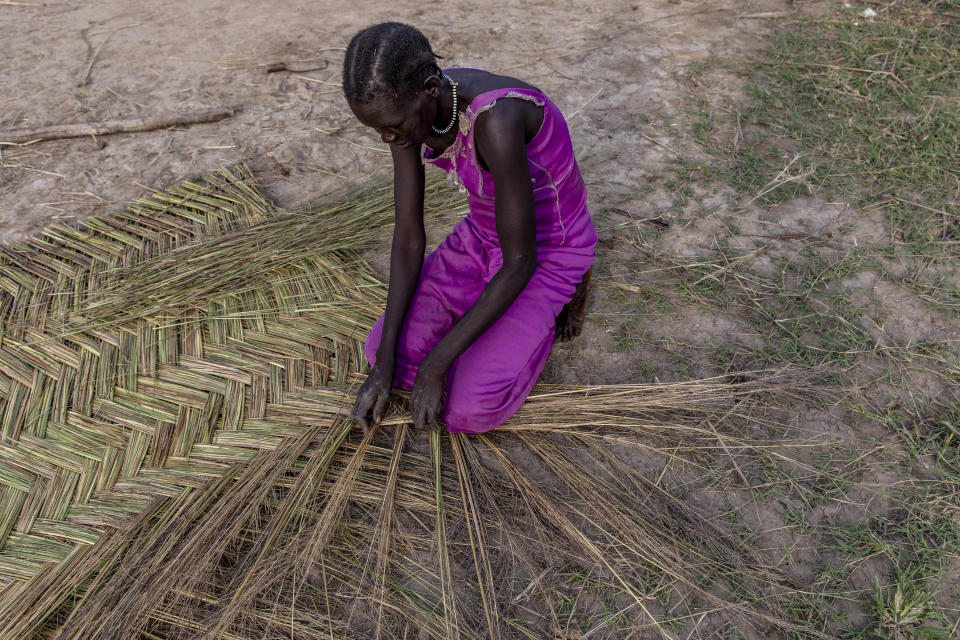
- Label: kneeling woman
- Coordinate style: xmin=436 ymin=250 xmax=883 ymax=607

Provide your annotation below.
xmin=345 ymin=23 xmax=596 ymax=434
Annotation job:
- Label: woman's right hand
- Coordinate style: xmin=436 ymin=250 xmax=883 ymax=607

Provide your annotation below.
xmin=350 ymin=362 xmax=394 ymax=434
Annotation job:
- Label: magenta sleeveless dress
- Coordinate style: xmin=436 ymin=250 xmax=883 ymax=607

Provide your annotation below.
xmin=365 ymin=74 xmax=597 ymax=433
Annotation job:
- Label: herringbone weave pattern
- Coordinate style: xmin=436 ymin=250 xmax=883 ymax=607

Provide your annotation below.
xmin=0 ymin=166 xmax=391 ymax=609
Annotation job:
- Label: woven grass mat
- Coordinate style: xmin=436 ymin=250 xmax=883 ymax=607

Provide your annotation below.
xmin=0 ymin=166 xmax=387 ymax=599
xmin=0 ymin=167 xmax=823 ymax=639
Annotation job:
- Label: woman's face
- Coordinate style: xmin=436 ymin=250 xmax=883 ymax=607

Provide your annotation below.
xmin=350 ymin=77 xmax=440 ymax=149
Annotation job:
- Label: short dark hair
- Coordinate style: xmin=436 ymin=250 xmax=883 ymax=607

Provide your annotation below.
xmin=342 ymin=23 xmax=441 ymax=106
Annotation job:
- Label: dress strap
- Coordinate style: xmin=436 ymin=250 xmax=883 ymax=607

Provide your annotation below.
xmin=465 ymin=87 xmax=547 ymax=119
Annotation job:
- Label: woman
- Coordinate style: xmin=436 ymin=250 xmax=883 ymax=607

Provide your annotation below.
xmin=344 ymin=23 xmax=596 ymax=434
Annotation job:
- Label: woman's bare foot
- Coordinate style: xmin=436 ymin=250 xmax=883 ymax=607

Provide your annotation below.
xmin=555 ymin=267 xmax=591 ymax=342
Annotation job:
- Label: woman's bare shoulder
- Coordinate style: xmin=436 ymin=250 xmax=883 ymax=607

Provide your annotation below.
xmin=451 ymin=68 xmax=540 ymax=97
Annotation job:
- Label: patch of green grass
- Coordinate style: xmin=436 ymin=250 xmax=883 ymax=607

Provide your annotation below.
xmin=653 ymin=246 xmax=879 ymax=368
xmin=827 ymin=520 xmax=891 ymax=560
xmin=750 ymin=11 xmax=958 ymax=236
xmin=825 ymin=499 xmax=960 ymax=583
xmin=663 ymin=175 xmax=695 ymax=207
xmin=608 ymin=282 xmax=672 ymax=314
xmin=626 ymin=232 xmax=960 ymax=382
xmin=754 ymin=6 xmax=956 ymax=243
xmin=864 ymin=565 xmax=952 ymax=640
xmin=610 ymin=325 xmax=641 ymax=353
xmin=677 ymin=4 xmax=959 ymax=249
xmin=891 ymin=403 xmax=960 ymax=480
xmin=780 ymin=590 xmax=847 ymax=638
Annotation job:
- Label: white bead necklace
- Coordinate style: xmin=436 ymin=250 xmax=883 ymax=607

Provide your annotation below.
xmin=431 ymin=75 xmax=459 ymax=135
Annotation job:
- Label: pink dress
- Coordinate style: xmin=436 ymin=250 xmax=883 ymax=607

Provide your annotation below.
xmin=365 ymin=75 xmax=597 ymax=433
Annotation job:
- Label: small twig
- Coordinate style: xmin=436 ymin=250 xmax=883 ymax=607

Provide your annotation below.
xmin=0 ymin=107 xmax=234 ymax=144
xmin=78 ymin=24 xmax=139 ymax=88
xmin=318 ymin=130 xmax=390 ymax=155
xmin=79 ymin=31 xmax=114 ymax=88
xmin=79 ymin=26 xmax=94 ymax=77
xmin=737 ymin=11 xmax=795 ymax=19
xmin=0 ymin=164 xmax=65 ymax=177
xmin=0 ymin=1 xmax=40 ymax=5
xmin=610 ymin=208 xmax=670 ymax=229
xmin=296 ymin=74 xmax=341 ymax=87
xmin=639 ymin=132 xmax=680 ymax=156
xmin=0 ymin=139 xmax=39 ymax=162
xmin=564 ymin=86 xmax=604 ymax=120
xmin=741 ymin=232 xmax=815 ymax=241
xmin=105 ymin=87 xmax=147 ymax=110
xmin=508 ymin=567 xmax=554 ymax=608
xmin=886 ymin=195 xmax=958 ymax=220
xmin=732 ymin=109 xmax=743 ymax=152
xmin=265 ymin=60 xmax=329 ymax=73
xmin=689 ymin=245 xmax=768 ymax=286
xmin=656 ymin=31 xmax=684 ymax=47
xmin=542 ymin=62 xmax=574 ymax=80
xmin=741 ymin=154 xmax=815 ymax=207
xmin=636 ymin=7 xmax=733 ymax=27
xmin=502 ymin=44 xmax=565 ymax=53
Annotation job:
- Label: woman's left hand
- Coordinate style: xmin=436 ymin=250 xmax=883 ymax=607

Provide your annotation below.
xmin=410 ymin=361 xmax=446 ymax=430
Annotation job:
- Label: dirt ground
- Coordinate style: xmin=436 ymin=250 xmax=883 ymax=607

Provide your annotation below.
xmin=1 ymin=0 xmax=801 ymax=237
xmin=1 ymin=0 xmax=835 ymax=382
xmin=3 ymin=0 xmax=959 ymax=636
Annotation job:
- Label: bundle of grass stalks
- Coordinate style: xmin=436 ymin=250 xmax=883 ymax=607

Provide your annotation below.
xmin=0 ymin=166 xmax=827 ymax=639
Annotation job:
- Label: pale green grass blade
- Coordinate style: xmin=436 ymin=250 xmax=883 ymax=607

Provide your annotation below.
xmin=450 ymin=433 xmax=501 ymax=640
xmin=431 ymin=431 xmax=459 ymax=639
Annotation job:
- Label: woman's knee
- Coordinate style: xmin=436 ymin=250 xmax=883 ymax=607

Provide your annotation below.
xmin=442 ymin=401 xmax=500 ymax=434
xmin=442 ymin=378 xmax=518 ymax=434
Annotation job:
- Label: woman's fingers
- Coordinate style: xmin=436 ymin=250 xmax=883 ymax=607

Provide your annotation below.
xmin=372 ymin=390 xmax=388 ymax=425
xmin=351 ymin=397 xmax=371 ymax=434
xmin=426 ymin=405 xmax=439 ymax=431
xmin=412 ymin=402 xmax=426 ymax=430
xmin=410 ymin=386 xmax=422 ymax=429
xmin=352 ymin=367 xmax=396 ymax=434
xmin=353 ymin=411 xmax=370 ymax=434
xmin=411 ymin=393 xmax=439 ymax=431
xmin=422 ymin=405 xmax=433 ymax=430
xmin=411 ymin=391 xmax=428 ymax=430
xmin=351 ymin=384 xmax=381 ymax=433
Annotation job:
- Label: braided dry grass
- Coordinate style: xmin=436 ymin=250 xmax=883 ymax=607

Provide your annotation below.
xmin=0 ymin=167 xmax=829 ymax=639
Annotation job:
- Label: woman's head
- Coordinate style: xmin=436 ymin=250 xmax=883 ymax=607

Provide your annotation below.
xmin=343 ymin=22 xmax=440 ymax=106
xmin=343 ymin=23 xmax=444 ymax=148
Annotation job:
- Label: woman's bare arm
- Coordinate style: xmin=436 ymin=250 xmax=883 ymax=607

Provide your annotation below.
xmin=375 ymin=143 xmax=428 ymax=367
xmin=351 ymin=143 xmax=426 ymax=431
